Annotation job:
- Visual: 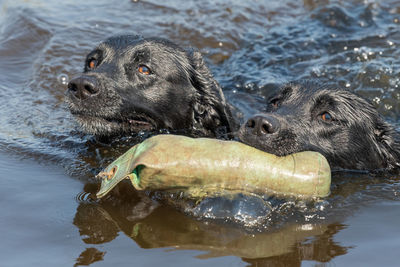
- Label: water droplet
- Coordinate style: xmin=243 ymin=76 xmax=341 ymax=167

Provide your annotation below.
xmin=218 ymin=42 xmax=223 ymax=47
xmin=300 ymin=224 xmax=314 ymax=231
xmin=57 ymin=74 xmax=69 ymax=85
xmin=345 ymin=83 xmax=350 ymax=88
xmin=343 ymin=46 xmax=348 ymax=50
xmin=362 ymin=53 xmax=368 ymax=60
xmin=315 ymin=200 xmax=329 ymax=211
xmin=384 ymin=104 xmax=393 ymax=110
xmin=387 ymin=40 xmax=394 ymax=46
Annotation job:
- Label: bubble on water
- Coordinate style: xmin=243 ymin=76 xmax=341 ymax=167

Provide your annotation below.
xmin=311 ymin=66 xmax=322 ymax=77
xmin=304 ymin=214 xmax=317 ymax=222
xmin=390 ymin=78 xmax=400 ymax=88
xmin=361 ymin=53 xmax=368 ymax=60
xmin=245 ymin=82 xmax=256 ymax=91
xmin=384 ymin=104 xmax=393 ymax=110
xmin=191 ymin=194 xmax=272 ymax=227
xmin=299 ymin=224 xmax=314 ymax=231
xmin=315 ymin=200 xmax=329 ymax=211
xmin=57 ymin=74 xmax=69 ymax=85
xmin=373 ymin=96 xmax=381 ymax=104
xmin=158 ymin=128 xmax=170 ymax=134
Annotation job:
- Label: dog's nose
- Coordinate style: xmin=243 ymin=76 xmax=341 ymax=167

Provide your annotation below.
xmin=67 ymin=76 xmax=99 ymax=100
xmin=245 ymin=114 xmax=280 ymax=136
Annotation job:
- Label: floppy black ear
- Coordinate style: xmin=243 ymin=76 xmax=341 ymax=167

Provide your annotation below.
xmin=374 ymin=119 xmax=400 ymax=169
xmin=187 ymin=50 xmax=236 ymax=137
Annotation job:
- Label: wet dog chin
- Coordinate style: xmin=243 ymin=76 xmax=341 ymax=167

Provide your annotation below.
xmin=73 ymin=114 xmax=155 ymax=136
xmin=238 ymin=135 xmax=288 ymax=157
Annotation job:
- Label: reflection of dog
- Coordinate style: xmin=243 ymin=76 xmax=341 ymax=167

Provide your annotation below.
xmin=66 ymin=35 xmax=234 ymax=137
xmin=239 ymin=81 xmax=400 ymax=171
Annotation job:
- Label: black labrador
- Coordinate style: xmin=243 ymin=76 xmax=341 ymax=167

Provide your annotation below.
xmin=238 ymin=81 xmax=400 ymax=171
xmin=66 ymin=35 xmax=235 ymax=138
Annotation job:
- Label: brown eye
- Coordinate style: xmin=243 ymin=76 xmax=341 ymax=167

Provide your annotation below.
xmin=270 ymin=98 xmax=280 ymax=108
xmin=138 ymin=65 xmax=150 ymax=75
xmin=88 ymin=59 xmax=97 ymax=69
xmin=321 ymin=112 xmax=333 ymax=122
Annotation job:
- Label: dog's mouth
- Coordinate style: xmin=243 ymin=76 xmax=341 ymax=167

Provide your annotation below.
xmin=125 ymin=115 xmax=155 ymax=129
xmin=72 ymin=112 xmax=156 ymax=135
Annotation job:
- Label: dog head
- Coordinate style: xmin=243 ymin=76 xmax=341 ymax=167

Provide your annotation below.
xmin=238 ymin=81 xmax=400 ymax=170
xmin=66 ymin=35 xmax=234 ymax=137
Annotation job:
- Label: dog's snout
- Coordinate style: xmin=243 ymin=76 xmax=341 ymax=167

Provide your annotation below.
xmin=68 ymin=76 xmax=99 ymax=100
xmin=245 ymin=115 xmax=280 ymax=136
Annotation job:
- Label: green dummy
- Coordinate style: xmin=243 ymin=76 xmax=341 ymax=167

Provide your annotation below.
xmin=96 ymin=135 xmax=331 ymax=199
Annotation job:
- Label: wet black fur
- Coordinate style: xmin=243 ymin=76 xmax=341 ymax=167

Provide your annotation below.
xmin=238 ymin=81 xmax=400 ymax=171
xmin=66 ymin=35 xmax=235 ymax=137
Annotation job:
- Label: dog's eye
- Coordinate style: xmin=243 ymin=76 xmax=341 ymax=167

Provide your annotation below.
xmin=270 ymin=98 xmax=281 ymax=108
xmin=87 ymin=59 xmax=97 ymax=69
xmin=138 ymin=65 xmax=151 ymax=75
xmin=321 ymin=112 xmax=333 ymax=122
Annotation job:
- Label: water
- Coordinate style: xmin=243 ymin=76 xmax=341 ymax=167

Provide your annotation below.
xmin=0 ymin=0 xmax=399 ymax=266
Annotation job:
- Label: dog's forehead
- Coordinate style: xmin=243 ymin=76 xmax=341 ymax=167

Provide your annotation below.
xmin=96 ymin=38 xmax=187 ymax=66
xmin=103 ymin=35 xmax=143 ymax=47
xmin=276 ymin=82 xmax=318 ymax=105
xmin=283 ymin=82 xmax=339 ymax=103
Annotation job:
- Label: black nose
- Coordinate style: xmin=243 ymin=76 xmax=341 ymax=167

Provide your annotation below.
xmin=245 ymin=115 xmax=280 ymax=136
xmin=67 ymin=76 xmax=99 ymax=100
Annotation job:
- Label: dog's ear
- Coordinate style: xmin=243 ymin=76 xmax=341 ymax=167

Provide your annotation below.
xmin=187 ymin=50 xmax=236 ymax=137
xmin=373 ymin=119 xmax=400 ymax=169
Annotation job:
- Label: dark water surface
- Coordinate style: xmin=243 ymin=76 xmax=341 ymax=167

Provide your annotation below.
xmin=1 ymin=0 xmax=400 ymax=266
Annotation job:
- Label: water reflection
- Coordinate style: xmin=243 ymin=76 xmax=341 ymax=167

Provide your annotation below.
xmin=75 ymin=248 xmax=105 ymax=267
xmin=73 ymin=200 xmax=350 ymax=264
